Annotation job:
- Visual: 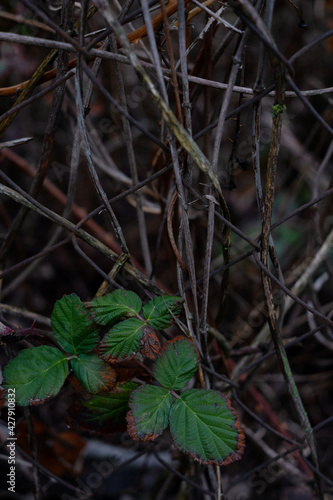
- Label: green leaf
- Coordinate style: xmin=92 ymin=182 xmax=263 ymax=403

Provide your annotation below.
xmin=169 ymin=389 xmax=245 ymax=465
xmin=153 ymin=336 xmax=199 ymax=390
xmin=142 ymin=296 xmax=182 ymax=329
xmin=100 ymin=318 xmax=145 ymax=361
xmin=3 ymin=346 xmax=68 ymax=406
xmin=51 ymin=294 xmax=99 ymax=355
xmin=69 ymin=382 xmax=136 ymax=433
xmin=71 ymin=353 xmax=116 ymax=393
xmin=127 ymin=385 xmax=173 ymax=440
xmin=88 ymin=290 xmax=142 ymax=325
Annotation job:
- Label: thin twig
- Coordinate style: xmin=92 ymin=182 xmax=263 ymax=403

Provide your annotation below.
xmin=0 ymin=177 xmax=166 ymax=295
xmin=0 ymin=15 xmax=70 ymax=261
xmin=1 ymin=32 xmax=332 ymax=98
xmin=110 ymin=35 xmax=152 ymax=275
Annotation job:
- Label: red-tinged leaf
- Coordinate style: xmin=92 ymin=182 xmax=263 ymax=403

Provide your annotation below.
xmin=3 ymin=346 xmax=68 ymax=406
xmin=153 ymin=336 xmax=199 ymax=390
xmin=71 ymin=353 xmax=117 ymax=393
xmin=99 ymin=318 xmax=145 ymax=362
xmin=169 ymin=389 xmax=245 ymax=466
xmin=127 ymin=385 xmax=173 ymax=441
xmin=139 ymin=326 xmax=161 ymax=359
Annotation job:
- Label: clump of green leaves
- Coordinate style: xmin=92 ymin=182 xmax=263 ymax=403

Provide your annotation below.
xmin=3 ymin=290 xmax=245 ymax=466
xmin=3 ymin=294 xmax=117 ymax=405
xmin=127 ymin=336 xmax=245 ymax=465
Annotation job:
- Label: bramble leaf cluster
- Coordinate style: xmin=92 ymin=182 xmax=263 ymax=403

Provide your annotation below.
xmin=3 ymin=290 xmax=245 ymax=465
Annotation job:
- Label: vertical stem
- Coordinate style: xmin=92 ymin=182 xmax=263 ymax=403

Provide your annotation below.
xmin=111 ymin=36 xmax=152 ymax=275
xmin=260 ymin=47 xmax=323 ymax=498
xmin=213 ymin=32 xmax=249 ymax=326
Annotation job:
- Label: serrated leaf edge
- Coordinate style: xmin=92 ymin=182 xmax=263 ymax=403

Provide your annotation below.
xmin=99 ymin=318 xmax=145 ymax=362
xmin=153 ymin=336 xmax=200 ymax=390
xmin=126 ymin=386 xmax=172 ymax=442
xmin=3 ymin=346 xmax=69 ymax=406
xmin=170 ymin=391 xmax=245 ymax=466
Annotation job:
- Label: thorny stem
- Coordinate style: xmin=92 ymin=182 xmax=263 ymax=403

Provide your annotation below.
xmin=259 ymin=42 xmax=323 ymax=499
